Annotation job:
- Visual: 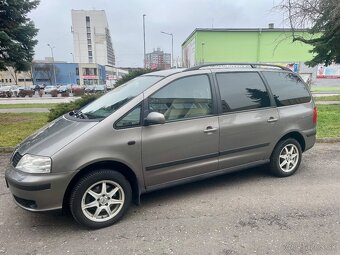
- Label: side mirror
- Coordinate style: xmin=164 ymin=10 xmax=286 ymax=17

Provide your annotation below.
xmin=145 ymin=112 xmax=165 ymax=125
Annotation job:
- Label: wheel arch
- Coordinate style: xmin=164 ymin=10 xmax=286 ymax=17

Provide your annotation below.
xmin=63 ymin=160 xmax=141 ymax=211
xmin=275 ymin=131 xmax=306 ymax=152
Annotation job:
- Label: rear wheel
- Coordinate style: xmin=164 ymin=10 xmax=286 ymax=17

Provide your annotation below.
xmin=269 ymin=138 xmax=302 ymax=177
xmin=69 ymin=169 xmax=132 ymax=229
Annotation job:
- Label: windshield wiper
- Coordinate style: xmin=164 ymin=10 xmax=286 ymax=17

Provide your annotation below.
xmin=69 ymin=110 xmax=88 ymax=119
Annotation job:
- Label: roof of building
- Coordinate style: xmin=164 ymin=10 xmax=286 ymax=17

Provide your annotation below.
xmin=182 ymin=27 xmax=309 ymax=46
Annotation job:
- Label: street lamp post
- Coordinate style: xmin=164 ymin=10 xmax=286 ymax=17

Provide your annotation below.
xmin=143 ymin=14 xmax=146 ymax=68
xmin=47 ymin=44 xmax=57 ymax=85
xmin=201 ymin=42 xmax=205 ymax=64
xmin=161 ymin=31 xmax=173 ymax=68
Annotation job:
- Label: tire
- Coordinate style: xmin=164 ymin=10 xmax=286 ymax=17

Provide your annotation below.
xmin=269 ymin=138 xmax=302 ymax=177
xmin=69 ymin=169 xmax=132 ymax=229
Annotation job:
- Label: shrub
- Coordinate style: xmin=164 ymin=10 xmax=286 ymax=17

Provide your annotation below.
xmin=18 ymin=89 xmax=33 ymax=97
xmin=61 ymin=91 xmax=70 ymax=97
xmin=48 ymin=93 xmax=102 ymax=121
xmin=50 ymin=89 xmax=58 ymax=97
xmin=72 ymin=87 xmax=85 ymax=96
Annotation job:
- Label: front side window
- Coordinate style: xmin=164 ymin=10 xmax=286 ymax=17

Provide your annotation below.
xmin=262 ymin=71 xmax=311 ymax=106
xmin=149 ymin=75 xmax=213 ymax=121
xmin=216 ymin=72 xmax=271 ymax=113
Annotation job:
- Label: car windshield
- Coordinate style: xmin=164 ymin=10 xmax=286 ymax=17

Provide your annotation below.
xmin=80 ymin=75 xmax=163 ymax=119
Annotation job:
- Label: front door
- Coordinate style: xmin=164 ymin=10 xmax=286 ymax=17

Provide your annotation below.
xmin=142 ymin=74 xmax=219 ymax=188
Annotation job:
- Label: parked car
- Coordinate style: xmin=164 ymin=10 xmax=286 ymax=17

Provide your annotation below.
xmin=58 ymin=85 xmax=70 ymax=93
xmin=44 ymin=85 xmax=57 ymax=94
xmin=5 ymin=63 xmax=317 ymax=229
xmin=0 ymin=86 xmax=13 ymax=98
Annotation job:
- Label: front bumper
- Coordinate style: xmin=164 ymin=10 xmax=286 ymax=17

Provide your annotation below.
xmin=5 ymin=165 xmax=75 ymax=212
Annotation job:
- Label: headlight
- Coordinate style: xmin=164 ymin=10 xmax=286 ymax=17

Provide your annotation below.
xmin=16 ymin=154 xmax=51 ymax=174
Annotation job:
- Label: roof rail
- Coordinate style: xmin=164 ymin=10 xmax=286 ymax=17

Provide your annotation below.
xmin=184 ymin=62 xmax=292 ymax=72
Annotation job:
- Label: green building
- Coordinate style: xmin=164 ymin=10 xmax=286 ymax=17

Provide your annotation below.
xmin=181 ymin=28 xmax=314 ymax=68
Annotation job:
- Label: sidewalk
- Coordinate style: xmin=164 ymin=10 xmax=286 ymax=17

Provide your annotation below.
xmin=0 ymin=108 xmax=49 ymax=113
xmin=315 ymin=101 xmax=340 ymax=105
xmin=0 ymin=96 xmax=80 ymax=104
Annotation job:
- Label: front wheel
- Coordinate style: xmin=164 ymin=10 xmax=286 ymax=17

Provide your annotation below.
xmin=269 ymin=138 xmax=302 ymax=177
xmin=69 ymin=170 xmax=132 ymax=229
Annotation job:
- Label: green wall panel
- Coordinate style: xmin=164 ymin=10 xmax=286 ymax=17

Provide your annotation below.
xmin=186 ymin=30 xmax=315 ymax=64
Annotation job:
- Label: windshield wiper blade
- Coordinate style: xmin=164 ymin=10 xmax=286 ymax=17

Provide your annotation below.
xmin=70 ymin=110 xmax=88 ymax=119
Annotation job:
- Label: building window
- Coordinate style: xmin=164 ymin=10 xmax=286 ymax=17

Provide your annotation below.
xmin=87 ymin=39 xmax=91 ymax=45
xmin=83 ymin=68 xmax=97 ymax=76
xmin=18 ymin=79 xmax=24 ymax=82
xmin=9 ymin=79 xmax=11 ymax=82
xmin=89 ymin=57 xmax=93 ymax=63
xmin=86 ymin=27 xmax=91 ymax=33
xmin=88 ymin=45 xmax=92 ymax=51
xmin=87 ymin=33 xmax=91 ymax=39
xmin=86 ymin=16 xmax=90 ymax=27
xmin=88 ymin=51 xmax=92 ymax=57
xmin=26 ymin=79 xmax=32 ymax=82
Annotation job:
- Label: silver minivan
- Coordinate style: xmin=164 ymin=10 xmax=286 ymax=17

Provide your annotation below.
xmin=5 ymin=63 xmax=317 ymax=228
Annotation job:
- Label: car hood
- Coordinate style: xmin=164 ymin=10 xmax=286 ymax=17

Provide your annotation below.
xmin=16 ymin=115 xmax=98 ymax=157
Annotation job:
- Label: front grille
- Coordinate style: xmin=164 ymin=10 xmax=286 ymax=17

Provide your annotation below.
xmin=12 ymin=152 xmax=22 ymax=167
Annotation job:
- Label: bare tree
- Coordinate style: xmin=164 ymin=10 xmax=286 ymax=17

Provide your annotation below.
xmin=8 ymin=67 xmax=18 ymax=85
xmin=32 ymin=63 xmax=58 ymax=84
xmin=276 ymin=0 xmax=340 ymax=66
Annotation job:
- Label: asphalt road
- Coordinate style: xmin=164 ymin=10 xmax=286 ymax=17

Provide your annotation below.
xmin=0 ymin=143 xmax=339 ymax=255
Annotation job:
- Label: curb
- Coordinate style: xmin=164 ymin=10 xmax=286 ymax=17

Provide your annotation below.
xmin=1 ymin=138 xmax=340 ymax=153
xmin=316 ymin=138 xmax=340 ymax=143
xmin=0 ymin=147 xmax=15 ymax=153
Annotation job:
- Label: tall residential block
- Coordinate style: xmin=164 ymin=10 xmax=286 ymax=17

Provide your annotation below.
xmin=145 ymin=48 xmax=171 ymax=70
xmin=71 ymin=10 xmax=115 ymax=66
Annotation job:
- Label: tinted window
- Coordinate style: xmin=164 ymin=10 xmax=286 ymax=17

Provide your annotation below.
xmin=149 ymin=75 xmax=213 ymax=121
xmin=262 ymin=72 xmax=311 ymax=106
xmin=216 ymin=72 xmax=271 ymax=113
xmin=115 ymin=106 xmax=141 ymax=128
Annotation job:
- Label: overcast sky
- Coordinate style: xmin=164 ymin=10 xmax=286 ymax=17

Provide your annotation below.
xmin=29 ymin=0 xmax=286 ymax=67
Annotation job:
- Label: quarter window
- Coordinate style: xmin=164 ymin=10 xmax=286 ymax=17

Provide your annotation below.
xmin=149 ymin=75 xmax=213 ymax=121
xmin=216 ymin=72 xmax=271 ymax=113
xmin=115 ymin=106 xmax=141 ymax=128
xmin=262 ymin=72 xmax=311 ymax=106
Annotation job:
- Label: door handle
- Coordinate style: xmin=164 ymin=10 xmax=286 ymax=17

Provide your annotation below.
xmin=267 ymin=117 xmax=278 ymax=123
xmin=203 ymin=126 xmax=218 ymax=133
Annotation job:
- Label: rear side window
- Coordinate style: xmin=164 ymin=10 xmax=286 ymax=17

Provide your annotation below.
xmin=262 ymin=72 xmax=311 ymax=106
xmin=216 ymin=72 xmax=271 ymax=113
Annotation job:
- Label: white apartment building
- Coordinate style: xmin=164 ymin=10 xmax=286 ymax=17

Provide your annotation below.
xmin=71 ymin=10 xmax=115 ymax=66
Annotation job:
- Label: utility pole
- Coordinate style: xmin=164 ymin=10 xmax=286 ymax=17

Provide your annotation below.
xmin=47 ymin=44 xmax=57 ymax=85
xmin=161 ymin=31 xmax=173 ymax=68
xmin=143 ymin=14 xmax=146 ymax=68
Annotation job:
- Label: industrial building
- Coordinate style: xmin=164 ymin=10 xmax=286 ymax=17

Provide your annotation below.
xmin=182 ymin=27 xmax=315 ymax=67
xmin=32 ymin=58 xmax=106 ymax=85
xmin=181 ymin=27 xmax=340 ymax=85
